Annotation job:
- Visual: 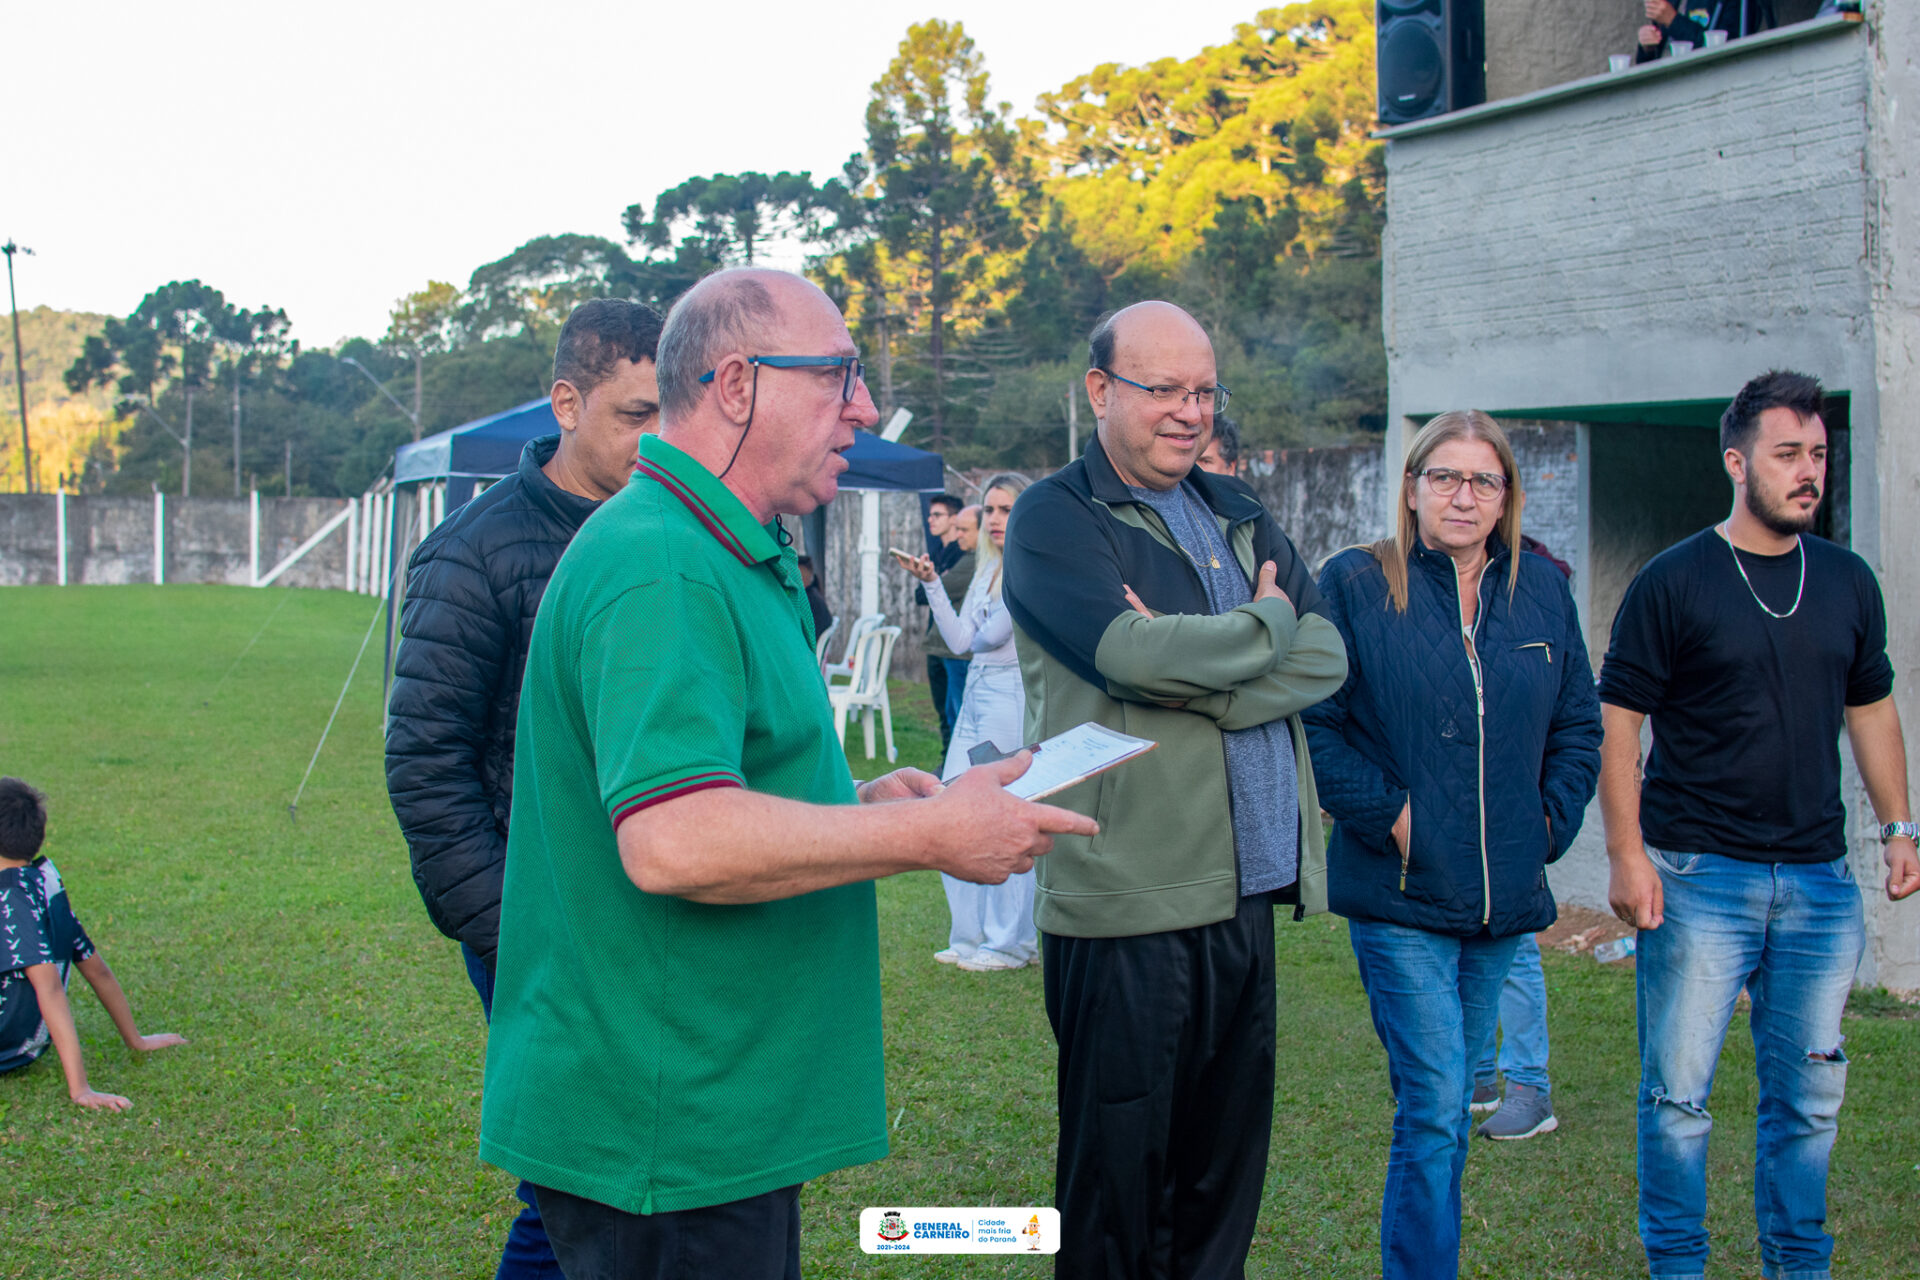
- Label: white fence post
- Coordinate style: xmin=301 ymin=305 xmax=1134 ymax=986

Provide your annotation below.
xmin=361 ymin=494 xmax=375 ymax=593
xmin=345 ymin=499 xmax=358 ymax=593
xmin=153 ymin=491 xmax=165 ymax=585
xmin=55 ymin=492 xmax=68 ymax=586
xmin=431 ymin=481 xmax=445 ymax=529
xmin=380 ymin=491 xmax=395 ymax=599
xmin=249 ymin=490 xmax=261 ymax=586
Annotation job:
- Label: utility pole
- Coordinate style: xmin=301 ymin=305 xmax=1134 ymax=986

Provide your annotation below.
xmin=3 ymin=241 xmax=34 ymax=494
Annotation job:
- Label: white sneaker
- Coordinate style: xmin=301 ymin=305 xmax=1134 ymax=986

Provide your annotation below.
xmin=957 ymin=949 xmax=1029 ymax=972
xmin=933 ymin=947 xmax=972 ymax=965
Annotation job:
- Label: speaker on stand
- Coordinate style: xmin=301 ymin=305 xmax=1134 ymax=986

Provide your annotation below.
xmin=1377 ymin=0 xmax=1485 ymax=125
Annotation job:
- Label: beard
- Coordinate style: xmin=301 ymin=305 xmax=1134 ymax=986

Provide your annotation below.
xmin=1745 ymin=476 xmax=1822 ymax=536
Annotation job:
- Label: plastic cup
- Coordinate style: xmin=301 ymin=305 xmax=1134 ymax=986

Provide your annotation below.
xmin=1609 ymin=53 xmax=1633 ymax=72
xmin=1704 ymin=29 xmax=1729 ymax=47
xmin=1669 ymin=39 xmax=1695 ymax=56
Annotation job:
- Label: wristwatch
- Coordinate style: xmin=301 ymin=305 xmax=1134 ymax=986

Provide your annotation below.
xmin=1879 ymin=821 xmax=1920 ymax=843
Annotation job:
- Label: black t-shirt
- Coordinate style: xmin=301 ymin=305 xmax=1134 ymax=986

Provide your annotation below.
xmin=1598 ymin=527 xmax=1893 ymax=862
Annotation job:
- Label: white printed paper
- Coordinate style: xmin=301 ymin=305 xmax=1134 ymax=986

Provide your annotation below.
xmin=1001 ymin=721 xmax=1156 ymax=801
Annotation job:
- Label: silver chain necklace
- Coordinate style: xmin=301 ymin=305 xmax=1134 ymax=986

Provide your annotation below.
xmin=1720 ymin=522 xmax=1805 ymax=619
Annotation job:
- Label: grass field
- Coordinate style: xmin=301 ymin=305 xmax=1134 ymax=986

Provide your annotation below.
xmin=0 ymin=585 xmax=1914 ymax=1279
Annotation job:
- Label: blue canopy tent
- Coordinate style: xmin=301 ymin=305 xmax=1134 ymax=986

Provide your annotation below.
xmin=393 ymin=398 xmax=944 ymax=505
xmin=383 ymin=399 xmax=945 ymax=689
xmin=392 ymin=396 xmax=557 ymax=510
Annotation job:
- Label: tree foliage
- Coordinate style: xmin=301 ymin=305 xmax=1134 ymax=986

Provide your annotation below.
xmin=42 ymin=3 xmax=1385 ymax=495
xmin=625 ymin=172 xmax=829 ymax=266
xmin=1038 ymin=0 xmax=1383 ymax=274
xmin=848 ymin=19 xmax=1036 ymax=446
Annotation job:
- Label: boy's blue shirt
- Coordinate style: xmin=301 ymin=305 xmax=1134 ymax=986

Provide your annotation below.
xmin=0 ymin=857 xmax=95 ymax=1073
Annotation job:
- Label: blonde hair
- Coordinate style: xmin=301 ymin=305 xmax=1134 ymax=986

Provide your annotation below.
xmin=1369 ymin=410 xmax=1522 ymax=613
xmin=975 ymin=471 xmax=1031 ymax=595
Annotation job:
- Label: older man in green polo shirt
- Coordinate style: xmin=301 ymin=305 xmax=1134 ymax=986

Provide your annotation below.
xmin=479 ymin=267 xmax=1095 ymax=1280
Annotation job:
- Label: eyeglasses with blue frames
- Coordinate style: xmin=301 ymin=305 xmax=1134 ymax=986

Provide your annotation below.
xmin=1097 ymin=368 xmax=1231 ymax=415
xmin=698 ymin=355 xmax=866 ymax=403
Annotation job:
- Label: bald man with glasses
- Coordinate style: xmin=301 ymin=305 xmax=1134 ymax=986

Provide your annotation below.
xmin=478 ymin=268 xmax=1095 ymax=1280
xmin=1004 ymin=301 xmax=1347 ymax=1278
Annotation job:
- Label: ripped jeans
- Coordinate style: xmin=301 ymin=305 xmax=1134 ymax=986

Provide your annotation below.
xmin=1635 ymin=848 xmax=1864 ymax=1280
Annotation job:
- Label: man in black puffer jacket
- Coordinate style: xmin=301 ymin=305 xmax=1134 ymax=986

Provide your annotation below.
xmin=384 ymin=297 xmax=662 ymax=1280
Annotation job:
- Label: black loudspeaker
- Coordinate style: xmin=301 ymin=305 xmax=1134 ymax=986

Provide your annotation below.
xmin=1377 ymin=0 xmax=1485 ymax=125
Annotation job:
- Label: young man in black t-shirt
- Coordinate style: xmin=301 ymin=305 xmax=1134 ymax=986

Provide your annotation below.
xmin=1597 ymin=370 xmax=1919 ymax=1280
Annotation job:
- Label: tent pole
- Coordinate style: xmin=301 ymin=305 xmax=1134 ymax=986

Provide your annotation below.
xmin=859 ymin=491 xmax=881 ymax=620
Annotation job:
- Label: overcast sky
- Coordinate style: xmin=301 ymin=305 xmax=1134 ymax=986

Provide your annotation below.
xmin=12 ymin=0 xmax=1273 ymax=348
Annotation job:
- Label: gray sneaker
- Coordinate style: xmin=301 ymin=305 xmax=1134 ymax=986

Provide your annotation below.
xmin=1476 ymin=1083 xmax=1557 ymax=1139
xmin=1470 ymin=1080 xmax=1502 ymax=1113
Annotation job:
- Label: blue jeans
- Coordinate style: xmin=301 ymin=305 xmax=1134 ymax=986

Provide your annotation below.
xmin=1472 ymin=933 xmax=1550 ymax=1091
xmin=463 ymin=944 xmax=564 ymax=1280
xmin=1349 ymin=920 xmax=1522 ymax=1280
xmin=1635 ymin=850 xmax=1863 ymax=1280
xmin=941 ymin=658 xmax=969 ymax=735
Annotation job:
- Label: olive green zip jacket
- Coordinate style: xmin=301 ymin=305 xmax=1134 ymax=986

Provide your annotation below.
xmin=1002 ymin=438 xmax=1349 ymax=938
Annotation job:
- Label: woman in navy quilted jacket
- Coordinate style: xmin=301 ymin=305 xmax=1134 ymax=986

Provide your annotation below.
xmin=1303 ymin=411 xmax=1602 ymax=1280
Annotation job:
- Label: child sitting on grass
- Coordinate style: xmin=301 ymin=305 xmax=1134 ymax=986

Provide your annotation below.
xmin=0 ymin=777 xmax=185 ymax=1110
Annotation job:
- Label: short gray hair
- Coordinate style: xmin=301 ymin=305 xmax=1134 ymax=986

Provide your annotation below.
xmin=655 ymin=269 xmax=783 ymax=421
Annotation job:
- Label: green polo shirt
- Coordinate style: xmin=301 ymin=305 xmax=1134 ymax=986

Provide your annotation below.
xmin=479 ymin=434 xmax=886 ymax=1215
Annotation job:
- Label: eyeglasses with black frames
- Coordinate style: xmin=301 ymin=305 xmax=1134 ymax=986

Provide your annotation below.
xmin=1098 ymin=368 xmax=1231 ymax=416
xmin=1415 ymin=467 xmax=1508 ymax=500
xmin=699 ymin=355 xmax=866 ymax=403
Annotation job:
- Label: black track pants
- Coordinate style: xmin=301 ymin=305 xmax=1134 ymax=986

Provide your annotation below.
xmin=1043 ymin=894 xmax=1278 ymax=1280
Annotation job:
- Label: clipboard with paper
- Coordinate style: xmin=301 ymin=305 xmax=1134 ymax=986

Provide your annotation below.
xmin=960 ymin=721 xmax=1158 ymax=801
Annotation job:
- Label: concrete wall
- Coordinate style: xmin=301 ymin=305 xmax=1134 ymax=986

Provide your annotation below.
xmin=1861 ymin=0 xmax=1920 ymax=989
xmin=1384 ymin=22 xmax=1874 ymax=442
xmin=1244 ymin=444 xmax=1387 ymax=568
xmin=0 ymin=495 xmax=360 ymax=590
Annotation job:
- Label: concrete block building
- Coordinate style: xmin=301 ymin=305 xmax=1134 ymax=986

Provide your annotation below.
xmin=1377 ymin=3 xmax=1919 ymax=986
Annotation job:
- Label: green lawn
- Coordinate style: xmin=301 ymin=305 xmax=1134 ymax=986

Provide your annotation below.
xmin=0 ymin=586 xmax=1913 ymax=1278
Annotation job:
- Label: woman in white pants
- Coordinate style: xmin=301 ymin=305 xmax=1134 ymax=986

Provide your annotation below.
xmin=898 ymin=472 xmax=1035 ymax=971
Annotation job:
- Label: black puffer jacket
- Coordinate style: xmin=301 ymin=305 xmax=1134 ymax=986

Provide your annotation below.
xmin=385 ymin=435 xmax=600 ymax=973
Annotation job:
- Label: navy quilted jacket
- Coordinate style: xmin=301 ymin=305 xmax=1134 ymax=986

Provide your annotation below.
xmin=1303 ymin=539 xmax=1602 ymax=937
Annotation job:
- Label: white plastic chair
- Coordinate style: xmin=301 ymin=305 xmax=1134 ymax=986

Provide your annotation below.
xmin=821 ymin=612 xmax=884 ymax=682
xmin=828 ymin=625 xmax=902 ymax=761
xmin=813 ymin=616 xmax=840 ymax=678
